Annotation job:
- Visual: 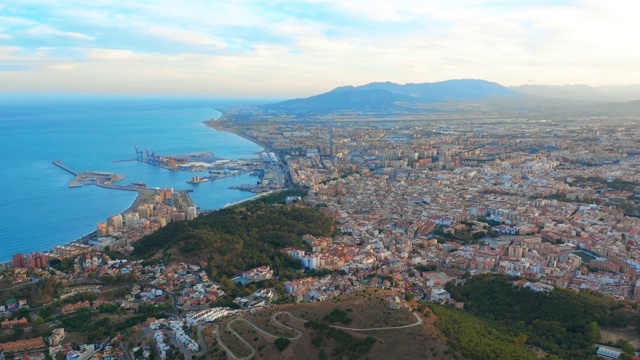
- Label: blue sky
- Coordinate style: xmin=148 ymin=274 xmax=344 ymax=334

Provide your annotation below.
xmin=0 ymin=0 xmax=639 ymax=97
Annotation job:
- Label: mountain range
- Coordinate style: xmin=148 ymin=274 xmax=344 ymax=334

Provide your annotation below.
xmin=512 ymin=84 xmax=640 ymax=102
xmin=263 ymin=79 xmax=518 ymax=113
xmin=259 ymin=79 xmax=640 ymax=115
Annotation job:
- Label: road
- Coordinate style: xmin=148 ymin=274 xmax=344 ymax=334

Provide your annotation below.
xmin=192 ymin=324 xmax=209 ymax=357
xmin=148 ymin=285 xmax=180 ymax=311
xmin=214 ymin=323 xmax=251 ymax=360
xmin=272 ymin=310 xmax=423 ymax=332
xmin=0 ymin=279 xmax=34 ymax=293
xmin=213 ymin=309 xmax=423 ymax=359
xmin=225 ymin=318 xmax=256 ymax=360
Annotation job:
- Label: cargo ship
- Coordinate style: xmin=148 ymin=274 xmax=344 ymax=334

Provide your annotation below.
xmin=186 ymin=176 xmax=211 ymax=184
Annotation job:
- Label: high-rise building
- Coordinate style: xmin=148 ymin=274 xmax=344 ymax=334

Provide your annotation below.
xmin=97 ymin=222 xmax=108 ymax=235
xmin=123 ymin=212 xmax=140 ymax=226
xmin=138 ymin=204 xmax=152 ymax=219
xmin=12 ymin=253 xmax=25 ymax=269
xmin=27 ymin=253 xmax=48 ymax=269
xmin=159 ymin=188 xmax=173 ymax=203
xmin=186 ymin=207 xmax=197 ymax=220
xmin=171 ymin=211 xmax=186 ymax=222
xmin=107 ymin=214 xmax=123 ymax=229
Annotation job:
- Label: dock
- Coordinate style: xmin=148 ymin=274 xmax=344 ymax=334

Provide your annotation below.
xmin=52 ymin=161 xmax=141 ymax=191
xmin=52 ymin=160 xmax=78 ymax=176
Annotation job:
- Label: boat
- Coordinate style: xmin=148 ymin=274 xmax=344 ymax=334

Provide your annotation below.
xmin=132 ymin=182 xmax=147 ymax=187
xmin=186 ymin=176 xmax=211 ymax=184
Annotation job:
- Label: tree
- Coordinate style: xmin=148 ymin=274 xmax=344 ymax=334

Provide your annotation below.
xmin=274 ymin=337 xmax=291 ymax=351
xmin=12 ymin=325 xmax=24 ymax=339
xmin=616 ymin=339 xmax=635 ymax=354
xmin=274 ymin=283 xmax=284 ymax=295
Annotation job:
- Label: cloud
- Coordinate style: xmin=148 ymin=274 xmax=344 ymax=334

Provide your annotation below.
xmin=2 ymin=0 xmax=640 ymax=95
xmin=21 ymin=25 xmax=94 ymax=41
xmin=45 ymin=63 xmax=77 ymax=70
xmin=0 ymin=46 xmax=19 ymax=60
xmin=144 ymin=25 xmax=226 ymax=48
xmin=86 ymin=49 xmax=136 ymax=61
xmin=0 ymin=15 xmax=38 ymax=27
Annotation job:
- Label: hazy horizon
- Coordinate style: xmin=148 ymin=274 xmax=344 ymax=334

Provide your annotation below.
xmin=2 ymin=1 xmax=640 ymax=97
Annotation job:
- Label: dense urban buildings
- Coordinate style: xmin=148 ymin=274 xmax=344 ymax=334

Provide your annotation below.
xmin=3 ymin=114 xmax=640 ymax=359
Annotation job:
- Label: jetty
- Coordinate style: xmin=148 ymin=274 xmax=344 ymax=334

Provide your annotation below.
xmin=52 ymin=161 xmax=141 ymax=191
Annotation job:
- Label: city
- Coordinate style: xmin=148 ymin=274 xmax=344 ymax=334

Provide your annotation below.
xmin=2 ymin=113 xmax=640 ymax=359
xmin=2 ymin=0 xmax=640 ymax=359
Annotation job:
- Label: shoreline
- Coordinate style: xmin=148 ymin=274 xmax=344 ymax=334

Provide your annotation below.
xmin=204 ymin=118 xmax=270 ymax=155
xmin=2 ymin=108 xmax=267 ymax=264
xmin=221 ymin=190 xmax=281 ymax=209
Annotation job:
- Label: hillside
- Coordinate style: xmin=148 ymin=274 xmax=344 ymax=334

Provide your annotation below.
xmin=204 ymin=288 xmax=459 ymax=360
xmin=262 ymin=79 xmax=520 ymax=114
xmin=133 ymin=194 xmax=334 ymax=289
xmin=444 ymin=274 xmax=637 ymax=359
xmin=512 ymin=84 xmax=640 ymax=102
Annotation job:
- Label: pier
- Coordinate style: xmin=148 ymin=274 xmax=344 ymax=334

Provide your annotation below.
xmin=52 ymin=160 xmax=78 ymax=176
xmin=52 ymin=161 xmax=141 ymax=191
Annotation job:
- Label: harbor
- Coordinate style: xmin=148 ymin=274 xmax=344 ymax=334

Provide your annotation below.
xmin=186 ymin=170 xmax=252 ymax=184
xmin=52 ymin=161 xmax=143 ymax=191
xmin=1 ymin=103 xmax=267 ymax=263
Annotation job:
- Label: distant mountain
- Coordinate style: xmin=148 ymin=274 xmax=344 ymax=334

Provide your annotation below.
xmin=603 ymin=99 xmax=640 ymax=113
xmin=359 ymin=79 xmax=516 ymax=101
xmin=262 ymin=79 xmax=519 ymax=114
xmin=511 ymin=84 xmax=640 ymax=102
xmin=268 ymin=86 xmax=413 ymax=113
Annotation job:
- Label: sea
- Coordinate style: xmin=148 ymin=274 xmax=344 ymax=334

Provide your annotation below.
xmin=0 ymin=97 xmax=265 ymax=262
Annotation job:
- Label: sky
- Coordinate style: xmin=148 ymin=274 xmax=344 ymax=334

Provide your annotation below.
xmin=1 ymin=0 xmax=639 ymax=98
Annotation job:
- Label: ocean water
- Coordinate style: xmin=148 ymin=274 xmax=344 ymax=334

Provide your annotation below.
xmin=0 ymin=98 xmax=264 ymax=262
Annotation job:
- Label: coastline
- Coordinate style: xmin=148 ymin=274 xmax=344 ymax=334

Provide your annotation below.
xmin=122 ymin=188 xmax=159 ymax=214
xmin=204 ymin=117 xmax=269 ymax=154
xmin=221 ymin=190 xmax=281 ymax=209
xmin=2 ymin=107 xmax=264 ymax=264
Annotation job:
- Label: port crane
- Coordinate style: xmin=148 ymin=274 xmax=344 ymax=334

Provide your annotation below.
xmin=134 ymin=145 xmax=144 ymax=160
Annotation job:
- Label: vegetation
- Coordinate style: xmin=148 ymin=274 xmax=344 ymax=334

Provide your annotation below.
xmin=576 ymin=177 xmax=640 ymax=192
xmin=274 ymin=337 xmax=291 ymax=351
xmin=429 ymin=304 xmax=539 ymax=360
xmin=444 ymin=274 xmax=631 ymax=359
xmin=323 ymin=308 xmax=352 ymax=325
xmin=304 ymin=320 xmax=376 ymax=359
xmin=134 ymin=198 xmax=334 ymax=293
xmin=413 ymin=264 xmax=437 ymax=272
xmin=476 ymin=217 xmax=502 ymax=227
xmin=60 ymin=308 xmax=166 ymax=342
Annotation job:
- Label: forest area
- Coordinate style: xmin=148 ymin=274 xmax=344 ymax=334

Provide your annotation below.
xmin=440 ymin=274 xmax=637 ymax=359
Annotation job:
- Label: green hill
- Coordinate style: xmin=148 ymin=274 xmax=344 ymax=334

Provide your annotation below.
xmin=444 ymin=274 xmax=635 ymax=359
xmin=134 ymin=200 xmax=334 ymax=286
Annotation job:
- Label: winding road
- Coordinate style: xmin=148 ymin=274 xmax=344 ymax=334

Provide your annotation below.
xmin=214 ymin=308 xmax=424 ymax=359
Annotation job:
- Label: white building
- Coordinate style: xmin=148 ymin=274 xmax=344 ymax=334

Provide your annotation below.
xmin=430 ymin=287 xmax=451 ymax=302
xmin=65 ymin=344 xmax=96 ymax=360
xmin=186 ymin=307 xmax=231 ymax=326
